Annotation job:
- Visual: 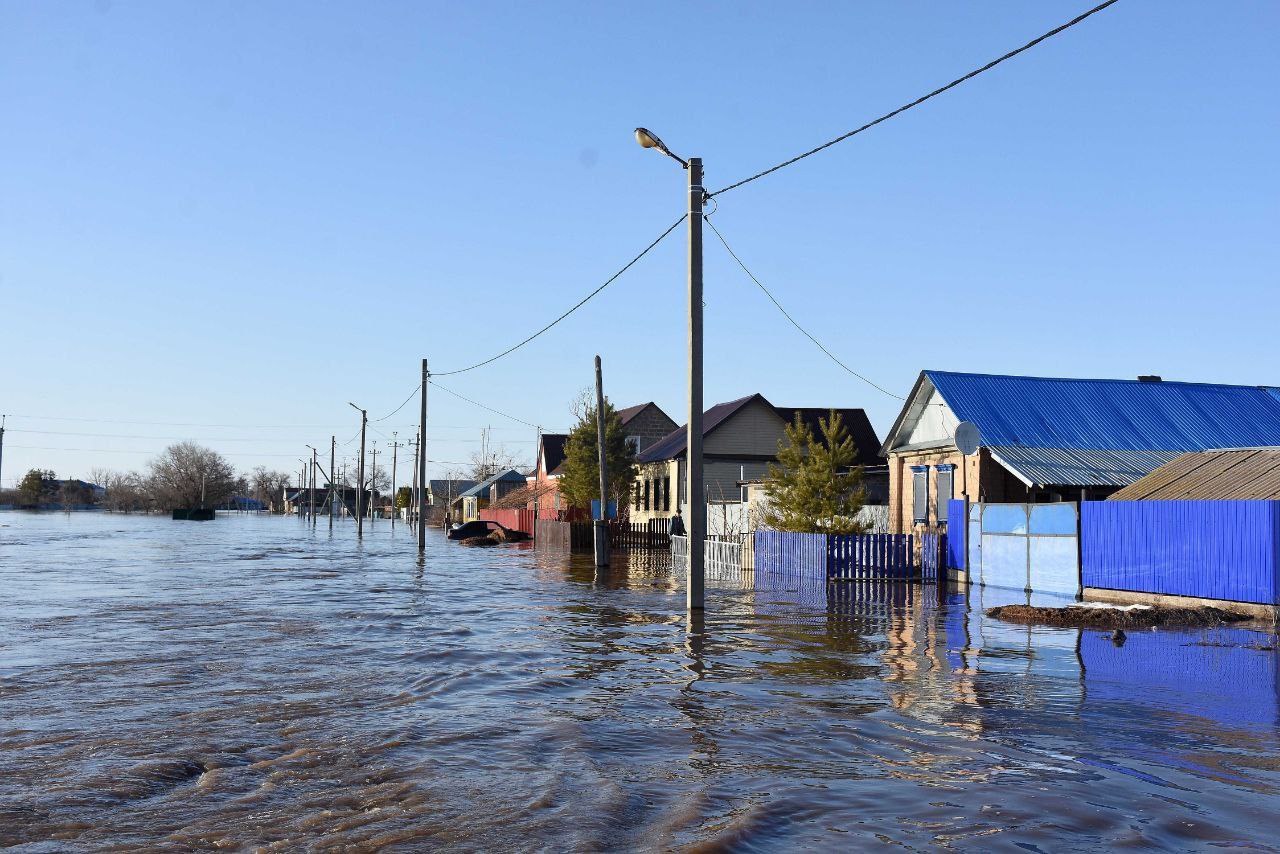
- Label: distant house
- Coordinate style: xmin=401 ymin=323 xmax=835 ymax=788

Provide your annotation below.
xmin=427 ymin=479 xmax=478 ymax=511
xmin=1108 ymin=448 xmax=1280 ymax=500
xmin=529 ymin=402 xmax=678 ymax=520
xmin=880 ymin=371 xmax=1280 ymax=533
xmin=454 ymin=469 xmax=526 ymax=522
xmin=632 ymin=393 xmax=884 ymax=527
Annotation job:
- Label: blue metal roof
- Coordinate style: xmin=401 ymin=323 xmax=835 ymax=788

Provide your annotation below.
xmin=457 ymin=468 xmax=525 ymax=499
xmin=927 ymin=371 xmax=1280 ymax=453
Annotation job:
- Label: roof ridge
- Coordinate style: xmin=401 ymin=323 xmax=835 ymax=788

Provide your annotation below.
xmin=926 ymin=369 xmax=1279 ymax=391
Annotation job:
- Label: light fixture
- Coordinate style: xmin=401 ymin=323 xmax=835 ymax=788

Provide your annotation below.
xmin=634 ymin=127 xmax=687 ymax=168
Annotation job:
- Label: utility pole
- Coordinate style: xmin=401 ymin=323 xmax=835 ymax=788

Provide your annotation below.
xmin=635 ymin=129 xmax=705 ymax=611
xmin=409 ymin=431 xmax=420 ymax=532
xmin=349 ymin=402 xmax=367 ymax=537
xmin=388 ymin=434 xmax=403 ymax=530
xmin=593 ymin=355 xmax=610 ymax=567
xmin=0 ymin=415 xmax=6 ymax=494
xmin=417 ymin=358 xmax=428 ymax=552
xmin=369 ymin=446 xmax=379 ymax=525
xmin=305 ymin=445 xmax=318 ymax=525
xmin=329 ymin=435 xmax=336 ymax=531
xmin=686 ymin=156 xmax=705 ymax=610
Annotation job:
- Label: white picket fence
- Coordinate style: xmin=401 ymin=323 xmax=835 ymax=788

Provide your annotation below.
xmin=670 ymin=535 xmax=746 ymax=578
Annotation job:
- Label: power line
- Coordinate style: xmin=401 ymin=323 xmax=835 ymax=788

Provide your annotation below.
xmin=4 ymin=414 xmax=359 ymax=429
xmin=709 ymin=0 xmax=1121 ymax=198
xmin=704 ymin=216 xmax=903 ymax=400
xmin=432 ymin=213 xmax=686 ymax=377
xmin=371 ymin=385 xmax=419 ymax=422
xmin=428 ymin=380 xmax=539 ymax=429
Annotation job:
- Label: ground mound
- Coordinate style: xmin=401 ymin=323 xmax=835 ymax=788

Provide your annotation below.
xmin=459 ymin=535 xmax=500 ymax=547
xmin=986 ymin=603 xmax=1250 ymax=629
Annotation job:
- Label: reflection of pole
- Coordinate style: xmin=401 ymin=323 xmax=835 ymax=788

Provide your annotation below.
xmin=593 ymin=355 xmax=609 ymax=567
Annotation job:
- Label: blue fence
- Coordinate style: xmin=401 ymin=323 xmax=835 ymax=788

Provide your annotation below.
xmin=754 ymin=530 xmax=922 ymax=582
xmin=947 ymin=499 xmax=967 ymax=569
xmin=1081 ymin=500 xmax=1280 ymax=605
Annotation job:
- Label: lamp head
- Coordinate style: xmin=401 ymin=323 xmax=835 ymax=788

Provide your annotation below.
xmin=634 ymin=127 xmax=687 ymax=168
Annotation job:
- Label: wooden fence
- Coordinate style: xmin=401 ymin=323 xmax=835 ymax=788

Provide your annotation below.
xmin=609 ymin=519 xmax=670 ymax=551
xmin=536 ymin=519 xmax=594 ymax=551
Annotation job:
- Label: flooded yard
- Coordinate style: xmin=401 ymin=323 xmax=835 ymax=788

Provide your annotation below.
xmin=1 ymin=512 xmax=1278 ymax=850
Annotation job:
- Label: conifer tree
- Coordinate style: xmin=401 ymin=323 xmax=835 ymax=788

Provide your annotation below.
xmin=762 ymin=410 xmax=868 ymax=534
xmin=558 ymin=400 xmax=638 ymax=513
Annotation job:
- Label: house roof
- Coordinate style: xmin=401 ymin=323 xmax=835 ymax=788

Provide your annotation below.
xmin=638 ymin=394 xmax=766 ymax=462
xmin=540 ymin=433 xmax=568 ymax=476
xmin=456 ymin=468 xmax=525 ymax=499
xmin=429 ymin=478 xmax=478 ymax=497
xmin=775 ymin=407 xmax=882 ymax=467
xmin=489 ymin=481 xmax=559 ymax=509
xmin=1108 ymin=448 xmax=1280 ymax=500
xmin=885 ymin=371 xmax=1280 ymax=488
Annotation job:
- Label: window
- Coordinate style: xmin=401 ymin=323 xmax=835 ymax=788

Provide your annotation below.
xmin=627 ymin=436 xmax=640 ymax=454
xmin=633 ymin=483 xmax=641 ymax=511
xmin=663 ymin=476 xmax=671 ymax=512
xmin=911 ymin=466 xmax=929 ymax=525
xmin=935 ymin=464 xmax=954 ymax=526
xmin=643 ymin=479 xmax=651 ymax=511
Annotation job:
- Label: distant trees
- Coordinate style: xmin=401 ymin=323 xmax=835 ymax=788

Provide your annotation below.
xmin=250 ymin=466 xmax=292 ymax=511
xmin=147 ymin=442 xmax=236 ymax=510
xmin=17 ymin=469 xmax=58 ymax=505
xmin=557 ymin=400 xmax=637 ymax=513
xmin=762 ymin=410 xmax=868 ymax=535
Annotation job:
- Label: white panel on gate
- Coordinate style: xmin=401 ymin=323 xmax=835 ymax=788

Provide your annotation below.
xmin=1029 ymin=537 xmax=1080 ymax=597
xmin=980 ymin=534 xmax=1029 ymax=591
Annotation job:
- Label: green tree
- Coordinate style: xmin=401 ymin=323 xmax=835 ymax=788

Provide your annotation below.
xmin=395 ymin=486 xmax=412 ymax=509
xmin=558 ymin=400 xmax=637 ymax=514
xmin=17 ymin=469 xmax=57 ymax=505
xmin=762 ymin=410 xmax=868 ymax=534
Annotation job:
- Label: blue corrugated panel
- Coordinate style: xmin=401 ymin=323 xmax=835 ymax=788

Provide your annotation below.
xmin=1081 ymin=500 xmax=1280 ymax=604
xmin=947 ymin=499 xmax=966 ymax=568
xmin=927 ymin=371 xmax=1280 ymax=451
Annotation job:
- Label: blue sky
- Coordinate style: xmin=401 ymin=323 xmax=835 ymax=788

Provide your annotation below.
xmin=2 ymin=1 xmax=1277 ymax=487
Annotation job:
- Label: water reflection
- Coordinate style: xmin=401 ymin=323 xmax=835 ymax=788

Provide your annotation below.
xmin=2 ymin=513 xmax=1278 ymax=850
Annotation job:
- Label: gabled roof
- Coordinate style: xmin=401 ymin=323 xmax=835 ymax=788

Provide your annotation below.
xmin=884 ymin=370 xmax=1280 ymax=488
xmin=775 ymin=407 xmax=882 ymax=467
xmin=429 ymin=478 xmax=478 ymax=497
xmin=638 ymin=394 xmax=768 ymax=462
xmin=539 ymin=433 xmax=568 ymax=476
xmin=1108 ymin=448 xmax=1280 ymax=500
xmin=457 ymin=468 xmax=525 ymax=499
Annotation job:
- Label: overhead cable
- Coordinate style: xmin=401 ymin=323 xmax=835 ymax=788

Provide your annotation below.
xmin=709 ymin=0 xmax=1121 ymax=197
xmin=428 ymin=380 xmax=539 ymax=429
xmin=704 ymin=216 xmax=903 ymax=400
xmin=432 ymin=214 xmax=687 ymax=377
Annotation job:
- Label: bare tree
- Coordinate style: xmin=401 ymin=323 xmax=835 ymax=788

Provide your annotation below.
xmin=148 ymin=442 xmax=236 ymax=510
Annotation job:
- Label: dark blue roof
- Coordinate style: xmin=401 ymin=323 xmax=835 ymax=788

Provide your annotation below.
xmin=927 ymin=371 xmax=1280 ymax=452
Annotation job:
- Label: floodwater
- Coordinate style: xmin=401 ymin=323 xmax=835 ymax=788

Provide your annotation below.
xmin=2 ymin=514 xmax=1279 ymax=851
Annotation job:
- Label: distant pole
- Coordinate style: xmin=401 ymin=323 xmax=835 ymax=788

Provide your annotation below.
xmin=593 ymin=355 xmax=610 ymax=567
xmin=0 ymin=415 xmax=6 ymax=493
xmin=686 ymin=156 xmax=705 ymax=610
xmin=350 ymin=402 xmax=367 ymax=537
xmin=409 ymin=431 xmax=420 ymax=527
xmin=389 ymin=434 xmax=400 ymax=530
xmin=329 ymin=435 xmax=336 ymax=531
xmin=417 ymin=358 xmax=428 ymax=552
xmin=370 ymin=446 xmax=379 ymax=524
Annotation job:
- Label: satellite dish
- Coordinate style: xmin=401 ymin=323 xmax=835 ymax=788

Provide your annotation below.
xmin=955 ymin=421 xmax=981 ymax=456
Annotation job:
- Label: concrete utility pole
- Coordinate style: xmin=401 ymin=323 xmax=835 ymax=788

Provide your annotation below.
xmin=329 ymin=435 xmax=336 ymax=531
xmin=0 ymin=415 xmax=6 ymax=493
xmin=635 ymin=128 xmax=704 ymax=611
xmin=306 ymin=445 xmax=318 ymax=525
xmin=593 ymin=355 xmax=610 ymax=567
xmin=349 ymin=402 xmax=367 ymax=537
xmin=369 ymin=446 xmax=379 ymax=525
xmin=685 ymin=157 xmax=706 ymax=610
xmin=409 ymin=431 xmax=420 ymax=531
xmin=417 ymin=358 xmax=428 ymax=552
xmin=388 ymin=434 xmax=403 ymax=530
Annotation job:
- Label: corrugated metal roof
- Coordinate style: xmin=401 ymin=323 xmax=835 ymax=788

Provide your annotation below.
xmin=987 ymin=445 xmax=1184 ymax=488
xmin=927 ymin=371 xmax=1280 ymax=452
xmin=457 ymin=468 xmax=525 ymax=499
xmin=1109 ymin=449 xmax=1280 ymax=500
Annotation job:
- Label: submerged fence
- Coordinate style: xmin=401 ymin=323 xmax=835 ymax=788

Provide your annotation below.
xmin=754 ymin=530 xmax=929 ymax=582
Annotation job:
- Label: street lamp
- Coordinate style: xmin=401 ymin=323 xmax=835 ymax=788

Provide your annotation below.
xmin=635 ymin=126 xmax=704 ymax=611
xmin=348 ymin=402 xmax=367 ymax=537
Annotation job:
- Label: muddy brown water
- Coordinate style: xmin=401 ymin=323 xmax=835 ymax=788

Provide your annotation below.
xmin=2 ymin=512 xmax=1278 ymax=850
